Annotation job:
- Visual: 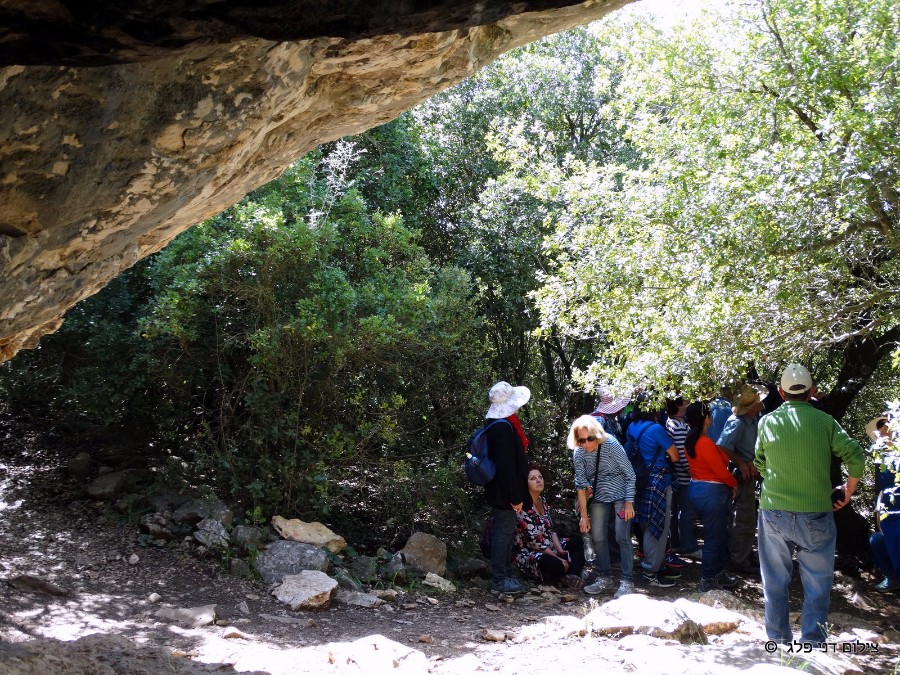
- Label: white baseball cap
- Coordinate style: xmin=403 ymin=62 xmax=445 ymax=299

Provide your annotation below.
xmin=780 ymin=363 xmax=812 ymax=394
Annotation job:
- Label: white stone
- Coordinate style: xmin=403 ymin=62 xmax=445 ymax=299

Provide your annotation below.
xmin=272 ymin=571 xmax=338 ymax=610
xmin=154 ymin=604 xmax=217 ymax=628
xmin=422 ymin=572 xmax=456 ymax=593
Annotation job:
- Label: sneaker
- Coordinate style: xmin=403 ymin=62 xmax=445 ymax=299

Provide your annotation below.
xmin=664 ymin=551 xmax=688 ymax=568
xmin=698 ymin=577 xmax=718 ymax=593
xmin=613 ymin=580 xmax=635 ymax=598
xmin=491 ymin=578 xmax=528 ymax=596
xmin=874 ymin=577 xmax=900 ymax=592
xmin=660 ymin=566 xmax=681 ymax=580
xmin=635 ymin=550 xmax=645 ymax=559
xmin=642 ymin=572 xmax=675 ymax=588
xmin=715 ymin=571 xmax=738 ymax=589
xmin=681 ymin=549 xmax=703 ymax=560
xmin=584 ymin=577 xmax=613 ymax=595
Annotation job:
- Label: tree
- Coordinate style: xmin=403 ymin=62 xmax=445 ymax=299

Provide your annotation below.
xmin=533 ymin=0 xmax=900 ymax=410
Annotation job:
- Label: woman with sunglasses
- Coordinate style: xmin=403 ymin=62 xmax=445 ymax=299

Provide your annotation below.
xmin=570 ymin=414 xmax=636 ymax=598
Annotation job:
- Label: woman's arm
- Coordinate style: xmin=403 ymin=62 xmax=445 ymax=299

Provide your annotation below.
xmin=577 ymin=487 xmax=590 ymax=533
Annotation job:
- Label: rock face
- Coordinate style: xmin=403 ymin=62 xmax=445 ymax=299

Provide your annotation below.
xmin=0 ymin=0 xmax=630 ymax=363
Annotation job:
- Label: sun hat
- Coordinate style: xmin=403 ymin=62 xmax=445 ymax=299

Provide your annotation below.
xmin=866 ymin=416 xmax=889 ymax=441
xmin=780 ymin=363 xmax=812 ymax=394
xmin=592 ymin=388 xmax=631 ymax=416
xmin=486 ymin=381 xmax=531 ymax=419
xmin=732 ymin=383 xmax=769 ymax=415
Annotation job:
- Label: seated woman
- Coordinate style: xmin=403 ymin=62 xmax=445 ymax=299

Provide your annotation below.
xmin=514 ymin=464 xmax=584 ymax=585
xmin=684 ymin=401 xmax=738 ymax=592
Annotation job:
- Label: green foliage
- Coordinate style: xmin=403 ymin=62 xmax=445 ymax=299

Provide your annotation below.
xmin=533 ymin=0 xmax=900 ymax=400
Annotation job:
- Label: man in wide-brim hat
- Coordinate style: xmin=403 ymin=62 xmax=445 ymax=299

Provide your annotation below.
xmin=713 ymin=382 xmax=769 ymax=576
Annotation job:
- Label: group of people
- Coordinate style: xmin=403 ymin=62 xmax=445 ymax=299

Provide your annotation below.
xmin=481 ymin=363 xmax=885 ymax=646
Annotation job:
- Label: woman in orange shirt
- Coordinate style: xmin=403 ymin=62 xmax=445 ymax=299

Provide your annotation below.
xmin=684 ymin=401 xmax=739 ymax=592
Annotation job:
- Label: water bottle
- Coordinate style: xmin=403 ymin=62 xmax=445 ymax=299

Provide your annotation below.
xmin=582 ymin=533 xmax=596 ymax=563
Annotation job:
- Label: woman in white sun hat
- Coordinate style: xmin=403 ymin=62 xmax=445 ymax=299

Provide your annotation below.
xmin=483 ymin=381 xmax=532 ymax=596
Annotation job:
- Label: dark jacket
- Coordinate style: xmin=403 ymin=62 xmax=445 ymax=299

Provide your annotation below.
xmin=484 ymin=418 xmax=532 ymax=511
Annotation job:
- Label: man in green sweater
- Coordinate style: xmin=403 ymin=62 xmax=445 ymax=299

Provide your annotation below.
xmin=754 ymin=363 xmax=866 ymax=645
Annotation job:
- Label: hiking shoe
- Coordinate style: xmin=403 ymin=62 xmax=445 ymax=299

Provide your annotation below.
xmin=681 ymin=549 xmax=703 ymax=560
xmin=874 ymin=577 xmax=900 ymax=592
xmin=698 ymin=577 xmax=718 ymax=593
xmin=664 ymin=551 xmax=688 ymax=568
xmin=584 ymin=577 xmax=613 ymax=595
xmin=642 ymin=572 xmax=675 ymax=588
xmin=660 ymin=566 xmax=681 ymax=580
xmin=715 ymin=571 xmax=738 ymax=589
xmin=613 ymin=580 xmax=635 ymax=598
xmin=491 ymin=578 xmax=527 ymax=596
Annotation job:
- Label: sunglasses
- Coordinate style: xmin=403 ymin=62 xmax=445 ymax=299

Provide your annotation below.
xmin=576 ymin=435 xmax=597 ymax=445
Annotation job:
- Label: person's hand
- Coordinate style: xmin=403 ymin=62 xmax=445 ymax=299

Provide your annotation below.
xmin=832 ymin=485 xmax=852 ymax=511
xmin=579 ymin=514 xmax=590 ymax=533
xmin=511 ymin=502 xmax=523 ymax=513
xmin=623 ymin=503 xmax=635 ymax=521
xmin=737 ymin=459 xmax=751 ymax=481
xmin=731 ymin=485 xmax=738 ymax=500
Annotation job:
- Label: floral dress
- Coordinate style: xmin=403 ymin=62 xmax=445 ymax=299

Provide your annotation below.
xmin=514 ymin=497 xmax=569 ymax=581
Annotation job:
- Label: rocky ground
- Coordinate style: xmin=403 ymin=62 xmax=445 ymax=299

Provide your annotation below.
xmin=1 ymin=415 xmax=899 ymax=674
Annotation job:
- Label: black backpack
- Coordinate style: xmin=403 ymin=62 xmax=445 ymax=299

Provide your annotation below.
xmin=464 ymin=419 xmax=512 ymax=486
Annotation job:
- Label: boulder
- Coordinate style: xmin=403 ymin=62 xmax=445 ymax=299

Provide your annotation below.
xmin=583 ymin=594 xmax=746 ymax=644
xmin=350 ymin=555 xmax=378 ymax=584
xmin=457 ymin=557 xmax=490 ymax=579
xmin=140 ymin=512 xmax=176 ymax=541
xmin=335 ymin=589 xmax=385 ymax=608
xmin=232 ymin=525 xmax=268 ymax=550
xmin=154 ymin=604 xmax=217 ymax=628
xmin=380 ymin=552 xmax=407 ymax=582
xmin=86 ymin=471 xmax=130 ymax=499
xmin=173 ymin=498 xmax=233 ymax=527
xmin=332 ymin=568 xmax=363 ymax=592
xmin=271 ymin=516 xmax=346 ymax=553
xmin=272 ymin=571 xmax=338 ymax=610
xmin=64 ymin=452 xmax=92 ymax=480
xmin=229 ymin=558 xmax=252 ymax=578
xmin=422 ymin=573 xmax=456 ymax=593
xmin=193 ymin=518 xmax=230 ymax=549
xmin=400 ymin=532 xmax=447 ymax=576
xmin=253 ymin=540 xmax=330 ymax=584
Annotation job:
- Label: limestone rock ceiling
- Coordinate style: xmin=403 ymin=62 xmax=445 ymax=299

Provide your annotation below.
xmin=0 ymin=0 xmax=630 ymax=362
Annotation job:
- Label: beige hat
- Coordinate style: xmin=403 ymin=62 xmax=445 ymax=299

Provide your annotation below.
xmin=485 ymin=381 xmax=531 ymax=419
xmin=732 ymin=383 xmax=768 ymax=415
xmin=866 ymin=416 xmax=889 ymax=441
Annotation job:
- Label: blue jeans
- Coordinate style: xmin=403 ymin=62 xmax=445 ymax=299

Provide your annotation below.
xmin=758 ymin=510 xmax=836 ymax=643
xmin=490 ymin=508 xmax=518 ymax=586
xmin=870 ymin=513 xmax=900 ymax=581
xmin=674 ymin=484 xmax=699 ymax=553
xmin=689 ymin=481 xmax=729 ymax=580
xmin=589 ymin=500 xmax=633 ymax=581
xmin=641 ymin=486 xmax=672 ymax=573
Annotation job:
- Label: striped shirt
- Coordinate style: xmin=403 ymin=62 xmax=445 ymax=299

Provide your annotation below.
xmin=665 ymin=417 xmax=691 ymax=487
xmin=754 ymin=401 xmax=865 ymax=512
xmin=572 ymin=437 xmax=636 ymax=503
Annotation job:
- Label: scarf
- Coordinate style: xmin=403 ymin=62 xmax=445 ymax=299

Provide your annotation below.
xmin=507 ymin=413 xmax=529 ymax=453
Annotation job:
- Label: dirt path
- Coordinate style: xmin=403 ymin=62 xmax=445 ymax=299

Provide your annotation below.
xmin=1 ymin=417 xmax=899 ymax=674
